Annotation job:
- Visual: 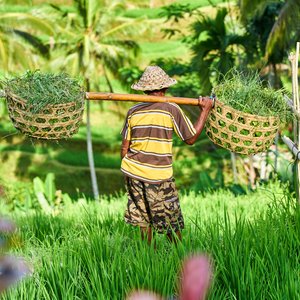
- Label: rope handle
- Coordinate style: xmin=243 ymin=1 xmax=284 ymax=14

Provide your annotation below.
xmin=198 ymin=93 xmax=216 ymax=109
xmin=210 ymin=93 xmax=216 ymax=109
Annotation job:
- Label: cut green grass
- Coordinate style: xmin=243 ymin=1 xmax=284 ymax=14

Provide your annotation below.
xmin=3 ymin=71 xmax=85 ymax=113
xmin=213 ymin=69 xmax=292 ymax=123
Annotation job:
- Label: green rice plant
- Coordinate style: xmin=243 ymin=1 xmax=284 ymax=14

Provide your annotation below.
xmin=2 ymin=182 xmax=299 ymax=299
xmin=3 ymin=71 xmax=84 ymax=114
xmin=213 ymin=69 xmax=292 ymax=123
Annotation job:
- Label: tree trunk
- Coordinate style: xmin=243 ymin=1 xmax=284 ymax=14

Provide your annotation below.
xmin=85 ymin=79 xmax=100 ymax=201
xmin=290 ymin=44 xmax=300 ymax=203
xmin=103 ymin=67 xmax=122 ymax=117
xmin=272 ymin=63 xmax=282 ymax=89
xmin=230 ymin=152 xmax=238 ymax=184
xmin=248 ymin=155 xmax=256 ymax=189
xmin=274 ymin=132 xmax=279 ymax=173
xmin=149 ymin=0 xmax=155 ymax=8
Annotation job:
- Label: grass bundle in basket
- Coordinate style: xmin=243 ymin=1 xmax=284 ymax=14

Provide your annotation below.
xmin=4 ymin=71 xmax=85 ymax=140
xmin=206 ymin=70 xmax=291 ymax=155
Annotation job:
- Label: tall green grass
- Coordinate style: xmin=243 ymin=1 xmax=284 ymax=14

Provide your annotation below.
xmin=2 ymin=182 xmax=299 ymax=299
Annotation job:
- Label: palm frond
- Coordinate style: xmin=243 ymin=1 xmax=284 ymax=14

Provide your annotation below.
xmin=0 ymin=13 xmax=54 ymax=35
xmin=13 ymin=29 xmax=50 ymax=58
xmin=226 ymin=34 xmax=248 ymax=48
xmin=266 ymin=0 xmax=300 ymax=57
xmin=198 ymin=60 xmax=213 ymax=95
xmin=87 ymin=0 xmax=101 ymax=28
xmin=0 ymin=33 xmax=8 ymax=69
xmin=49 ymin=0 xmax=146 ymax=88
xmin=100 ymin=16 xmax=147 ymax=38
xmin=239 ymin=0 xmax=270 ymax=22
xmin=11 ymin=41 xmax=37 ymax=70
xmin=73 ymin=0 xmax=88 ymax=28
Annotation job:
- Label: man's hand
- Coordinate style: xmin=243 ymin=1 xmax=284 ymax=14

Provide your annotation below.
xmin=198 ymin=96 xmax=214 ymax=112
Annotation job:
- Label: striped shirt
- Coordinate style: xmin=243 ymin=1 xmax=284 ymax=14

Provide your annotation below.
xmin=121 ymin=102 xmax=196 ymax=183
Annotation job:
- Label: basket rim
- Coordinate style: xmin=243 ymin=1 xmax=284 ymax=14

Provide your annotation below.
xmin=215 ymin=99 xmax=280 ymax=122
xmin=5 ymin=91 xmax=84 ymax=109
xmin=6 ymin=90 xmax=84 ymax=140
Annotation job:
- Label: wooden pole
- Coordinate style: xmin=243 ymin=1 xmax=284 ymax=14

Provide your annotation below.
xmin=86 ymin=92 xmax=200 ymax=106
xmin=282 ymin=135 xmax=300 ymax=160
xmin=230 ymin=152 xmax=238 ymax=184
xmin=284 ymin=95 xmax=300 ymax=119
xmin=288 ymin=42 xmax=300 ymax=203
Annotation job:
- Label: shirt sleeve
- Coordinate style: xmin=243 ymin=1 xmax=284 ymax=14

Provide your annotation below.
xmin=171 ymin=104 xmax=196 ymax=141
xmin=120 ymin=112 xmax=131 ymax=140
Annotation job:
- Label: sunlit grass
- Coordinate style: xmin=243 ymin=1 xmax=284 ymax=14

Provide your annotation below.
xmin=122 ymin=0 xmax=224 ymax=19
xmin=139 ymin=41 xmax=190 ymax=63
xmin=2 ymin=182 xmax=300 ymax=299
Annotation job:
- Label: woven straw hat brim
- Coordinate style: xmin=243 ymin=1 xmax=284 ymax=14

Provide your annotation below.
xmin=131 ymin=65 xmax=177 ymax=91
xmin=131 ymin=78 xmax=177 ymax=91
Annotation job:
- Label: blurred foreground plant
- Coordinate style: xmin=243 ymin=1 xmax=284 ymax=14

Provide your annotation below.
xmin=0 ymin=217 xmax=30 ymax=294
xmin=127 ymin=255 xmax=213 ymax=300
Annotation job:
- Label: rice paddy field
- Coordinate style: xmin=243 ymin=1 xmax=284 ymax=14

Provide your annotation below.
xmin=1 ymin=181 xmax=300 ymax=299
xmin=0 ymin=1 xmax=299 ymax=299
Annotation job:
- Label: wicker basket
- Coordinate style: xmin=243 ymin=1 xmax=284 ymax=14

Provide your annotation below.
xmin=6 ymin=92 xmax=84 ymax=140
xmin=205 ymin=100 xmax=280 ymax=155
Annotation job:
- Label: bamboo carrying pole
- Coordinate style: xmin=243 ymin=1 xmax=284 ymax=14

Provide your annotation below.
xmin=86 ymin=92 xmax=200 ymax=106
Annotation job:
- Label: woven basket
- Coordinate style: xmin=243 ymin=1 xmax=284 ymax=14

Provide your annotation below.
xmin=205 ymin=100 xmax=279 ymax=155
xmin=6 ymin=92 xmax=84 ymax=140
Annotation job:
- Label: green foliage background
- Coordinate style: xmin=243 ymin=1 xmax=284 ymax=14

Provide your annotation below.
xmin=0 ymin=1 xmax=299 ymax=299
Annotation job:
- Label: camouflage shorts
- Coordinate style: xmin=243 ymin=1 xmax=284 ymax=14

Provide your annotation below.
xmin=124 ymin=177 xmax=184 ymax=234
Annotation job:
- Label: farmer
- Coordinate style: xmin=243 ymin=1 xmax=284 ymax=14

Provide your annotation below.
xmin=120 ymin=66 xmax=213 ymax=244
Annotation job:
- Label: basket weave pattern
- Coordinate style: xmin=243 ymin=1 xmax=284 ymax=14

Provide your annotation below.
xmin=6 ymin=93 xmax=84 ymax=140
xmin=205 ymin=100 xmax=279 ymax=155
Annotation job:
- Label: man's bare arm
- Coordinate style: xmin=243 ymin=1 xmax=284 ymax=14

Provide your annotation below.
xmin=185 ymin=96 xmax=213 ymax=146
xmin=121 ymin=139 xmax=131 ymax=159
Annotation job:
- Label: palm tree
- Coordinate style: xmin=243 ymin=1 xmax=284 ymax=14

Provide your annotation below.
xmin=239 ymin=0 xmax=300 ymax=58
xmin=0 ymin=11 xmax=54 ymax=73
xmin=49 ymin=0 xmax=143 ymax=200
xmin=187 ymin=8 xmax=249 ymax=95
xmin=185 ymin=7 xmax=251 ymax=182
xmin=239 ymin=0 xmax=300 ymax=182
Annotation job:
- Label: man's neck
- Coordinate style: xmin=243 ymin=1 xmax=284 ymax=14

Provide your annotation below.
xmin=148 ymin=91 xmax=166 ymax=97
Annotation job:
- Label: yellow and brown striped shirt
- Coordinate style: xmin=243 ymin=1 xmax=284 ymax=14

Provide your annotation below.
xmin=121 ymin=102 xmax=196 ymax=183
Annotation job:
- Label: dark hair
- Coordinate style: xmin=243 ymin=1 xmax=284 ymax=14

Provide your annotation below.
xmin=144 ymin=88 xmax=168 ymax=95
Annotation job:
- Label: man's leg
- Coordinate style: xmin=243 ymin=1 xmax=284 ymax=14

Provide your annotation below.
xmin=140 ymin=226 xmax=153 ymax=245
xmin=167 ymin=230 xmax=182 ymax=244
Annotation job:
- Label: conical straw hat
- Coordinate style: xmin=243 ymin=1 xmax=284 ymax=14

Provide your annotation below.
xmin=131 ymin=66 xmax=177 ymax=91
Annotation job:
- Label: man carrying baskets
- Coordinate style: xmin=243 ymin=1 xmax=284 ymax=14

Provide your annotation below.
xmin=121 ymin=66 xmax=213 ymax=244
